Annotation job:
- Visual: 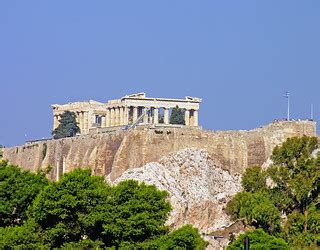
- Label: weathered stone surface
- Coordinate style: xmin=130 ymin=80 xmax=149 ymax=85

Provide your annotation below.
xmin=3 ymin=121 xmax=316 ymax=181
xmin=110 ymin=148 xmax=242 ymax=234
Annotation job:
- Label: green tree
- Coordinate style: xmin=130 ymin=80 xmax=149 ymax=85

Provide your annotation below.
xmin=227 ymin=229 xmax=288 ymax=250
xmin=1 ymin=168 xmax=206 ymax=249
xmin=269 ymin=136 xmax=319 ymax=213
xmin=170 ymin=106 xmax=185 ymax=125
xmin=138 ymin=224 xmax=208 ymax=249
xmin=226 ymin=192 xmax=280 ymax=233
xmin=227 ymin=136 xmax=320 ymax=248
xmin=0 ymin=219 xmax=48 ymax=249
xmin=52 ymin=111 xmax=80 ymax=139
xmin=103 ymin=180 xmax=171 ymax=247
xmin=29 ymin=169 xmax=112 ymax=248
xmin=267 ymin=136 xmax=320 ymax=247
xmin=60 ymin=239 xmax=104 ymax=249
xmin=241 ymin=166 xmax=266 ymax=193
xmin=0 ymin=162 xmax=48 ymax=227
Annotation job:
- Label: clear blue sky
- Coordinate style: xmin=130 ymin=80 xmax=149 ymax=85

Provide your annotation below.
xmin=1 ymin=1 xmax=319 ymax=146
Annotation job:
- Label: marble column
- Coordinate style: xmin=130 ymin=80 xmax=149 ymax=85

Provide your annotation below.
xmin=84 ymin=112 xmax=89 ymax=132
xmin=81 ymin=112 xmax=85 ymax=131
xmin=124 ymin=106 xmax=129 ymax=125
xmin=185 ymin=109 xmax=190 ymax=126
xmin=78 ymin=112 xmax=83 ymax=131
xmin=110 ymin=108 xmax=115 ymax=126
xmin=153 ymin=108 xmax=159 ymax=124
xmin=133 ymin=106 xmax=138 ymax=122
xmin=53 ymin=115 xmax=59 ymax=130
xmin=92 ymin=114 xmax=96 ymax=127
xmin=119 ymin=106 xmax=124 ymax=126
xmin=75 ymin=113 xmax=80 ymax=127
xmin=164 ymin=108 xmax=169 ymax=125
xmin=101 ymin=116 xmax=106 ymax=128
xmin=193 ymin=110 xmax=198 ymax=127
xmin=189 ymin=111 xmax=194 ymax=127
xmin=115 ymin=107 xmax=120 ymax=126
xmin=143 ymin=107 xmax=148 ymax=123
xmin=106 ymin=109 xmax=111 ymax=127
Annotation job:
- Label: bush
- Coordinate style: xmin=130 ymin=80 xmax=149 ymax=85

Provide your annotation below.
xmin=227 ymin=229 xmax=288 ymax=249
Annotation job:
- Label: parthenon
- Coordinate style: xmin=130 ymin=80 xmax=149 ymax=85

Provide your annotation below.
xmin=52 ymin=93 xmax=201 ymax=134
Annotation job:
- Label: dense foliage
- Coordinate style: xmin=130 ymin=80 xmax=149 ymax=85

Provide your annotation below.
xmin=227 ymin=136 xmax=320 ymax=248
xmin=170 ymin=105 xmax=185 ymax=125
xmin=52 ymin=111 xmax=80 ymax=139
xmin=0 ymin=166 xmax=207 ymax=249
xmin=227 ymin=229 xmax=289 ymax=249
xmin=138 ymin=224 xmax=208 ymax=249
xmin=0 ymin=161 xmax=48 ymax=227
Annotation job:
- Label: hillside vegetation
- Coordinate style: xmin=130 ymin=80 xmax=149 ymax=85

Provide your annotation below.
xmin=0 ymin=162 xmax=207 ymax=249
xmin=227 ymin=136 xmax=320 ymax=248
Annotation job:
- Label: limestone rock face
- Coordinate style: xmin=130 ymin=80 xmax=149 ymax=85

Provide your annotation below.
xmin=110 ymin=148 xmax=242 ymax=234
xmin=3 ymin=121 xmax=316 ymax=182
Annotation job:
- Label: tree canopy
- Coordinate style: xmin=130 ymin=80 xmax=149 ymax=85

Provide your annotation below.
xmin=0 ymin=161 xmax=48 ymax=227
xmin=0 ymin=167 xmax=207 ymax=249
xmin=227 ymin=136 xmax=320 ymax=248
xmin=52 ymin=111 xmax=80 ymax=139
xmin=170 ymin=106 xmax=185 ymax=125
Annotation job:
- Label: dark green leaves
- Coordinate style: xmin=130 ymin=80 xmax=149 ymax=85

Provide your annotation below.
xmin=227 ymin=229 xmax=289 ymax=250
xmin=241 ymin=166 xmax=266 ymax=193
xmin=1 ymin=167 xmax=206 ymax=249
xmin=0 ymin=162 xmax=48 ymax=227
xmin=227 ymin=136 xmax=320 ymax=248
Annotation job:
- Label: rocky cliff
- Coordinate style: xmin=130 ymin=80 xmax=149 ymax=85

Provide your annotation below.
xmin=3 ymin=120 xmax=316 ymax=248
xmin=110 ymin=148 xmax=241 ymax=233
xmin=111 ymin=148 xmax=243 ymax=249
xmin=3 ymin=120 xmax=316 ymax=181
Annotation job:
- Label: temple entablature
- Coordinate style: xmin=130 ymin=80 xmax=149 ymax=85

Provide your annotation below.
xmin=52 ymin=93 xmax=201 ymax=135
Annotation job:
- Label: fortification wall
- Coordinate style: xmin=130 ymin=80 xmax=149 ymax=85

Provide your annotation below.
xmin=3 ymin=121 xmax=316 ymax=180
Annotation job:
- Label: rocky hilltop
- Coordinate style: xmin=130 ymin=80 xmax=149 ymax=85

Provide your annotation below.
xmin=3 ymin=120 xmax=316 ymax=181
xmin=2 ymin=120 xmax=316 ymax=248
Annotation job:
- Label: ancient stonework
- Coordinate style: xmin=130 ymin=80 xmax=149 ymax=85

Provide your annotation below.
xmin=52 ymin=93 xmax=202 ymax=134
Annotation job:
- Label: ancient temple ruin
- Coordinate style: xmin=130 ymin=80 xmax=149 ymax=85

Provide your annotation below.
xmin=52 ymin=93 xmax=201 ymax=134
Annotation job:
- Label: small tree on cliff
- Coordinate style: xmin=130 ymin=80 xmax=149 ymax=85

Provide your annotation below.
xmin=170 ymin=106 xmax=185 ymax=125
xmin=52 ymin=111 xmax=80 ymax=139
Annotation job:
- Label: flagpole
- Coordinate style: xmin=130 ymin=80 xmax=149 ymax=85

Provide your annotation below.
xmin=284 ymin=91 xmax=290 ymax=121
xmin=287 ymin=93 xmax=290 ymax=121
xmin=311 ymin=104 xmax=314 ymax=120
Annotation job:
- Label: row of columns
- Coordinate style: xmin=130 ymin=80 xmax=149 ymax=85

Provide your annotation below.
xmin=91 ymin=106 xmax=199 ymax=128
xmin=104 ymin=106 xmax=129 ymax=127
xmin=138 ymin=107 xmax=198 ymax=127
xmin=53 ymin=106 xmax=199 ymax=134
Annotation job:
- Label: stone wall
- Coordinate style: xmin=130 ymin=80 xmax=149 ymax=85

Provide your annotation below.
xmin=3 ymin=120 xmax=316 ymax=180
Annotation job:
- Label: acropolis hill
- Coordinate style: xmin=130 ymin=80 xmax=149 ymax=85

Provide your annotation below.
xmin=2 ymin=94 xmax=317 ymax=247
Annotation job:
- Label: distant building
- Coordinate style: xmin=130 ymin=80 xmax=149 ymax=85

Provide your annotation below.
xmin=52 ymin=93 xmax=201 ymax=134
